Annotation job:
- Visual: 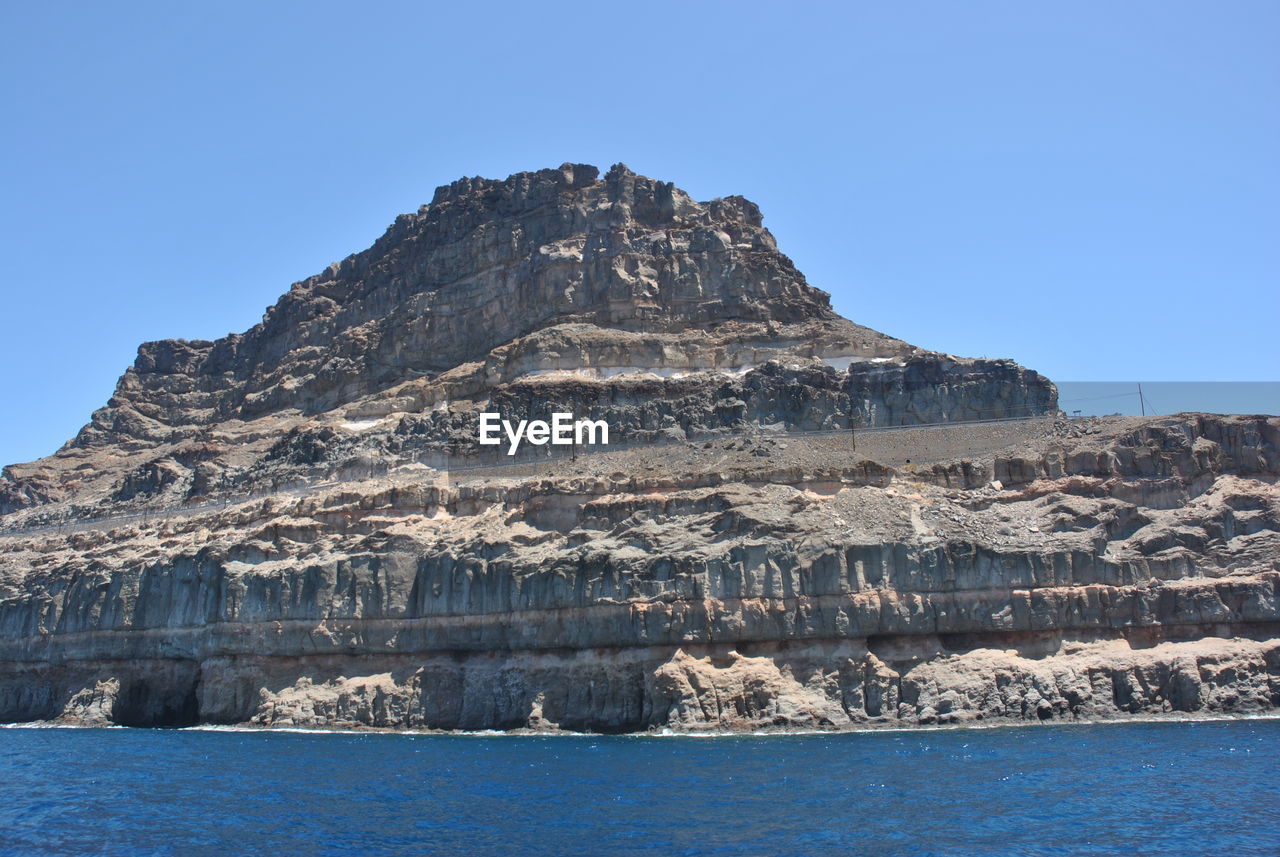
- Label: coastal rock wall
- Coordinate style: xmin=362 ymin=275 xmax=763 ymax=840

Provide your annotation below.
xmin=0 ymin=164 xmax=1269 ymax=733
xmin=0 ymin=413 xmax=1275 ymax=730
xmin=1 ymin=535 xmax=1275 ymax=656
xmin=3 ymin=634 xmax=1275 ymax=732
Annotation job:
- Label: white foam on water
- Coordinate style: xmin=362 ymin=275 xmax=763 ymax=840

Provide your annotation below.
xmin=153 ymin=712 xmax=1280 ymax=739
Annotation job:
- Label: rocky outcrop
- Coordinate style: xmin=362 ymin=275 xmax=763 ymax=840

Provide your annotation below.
xmin=69 ymin=163 xmax=900 ymax=447
xmin=0 ymin=163 xmax=1272 ymax=732
xmin=0 ymin=163 xmax=1055 ymax=520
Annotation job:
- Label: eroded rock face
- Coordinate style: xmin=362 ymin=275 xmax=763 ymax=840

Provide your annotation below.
xmin=0 ymin=415 xmax=1276 ymax=730
xmin=0 ymin=163 xmax=1056 ymax=521
xmin=72 ymin=162 xmax=896 ymax=446
xmin=0 ymin=163 xmax=1273 ymax=732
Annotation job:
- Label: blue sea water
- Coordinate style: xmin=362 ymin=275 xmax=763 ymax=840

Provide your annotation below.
xmin=1 ymin=720 xmax=1276 ymax=857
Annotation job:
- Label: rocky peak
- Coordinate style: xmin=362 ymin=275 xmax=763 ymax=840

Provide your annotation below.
xmin=429 ymin=161 xmax=601 ymax=205
xmin=73 ymin=162 xmax=860 ymax=447
xmin=1 ymin=163 xmax=1058 ymax=520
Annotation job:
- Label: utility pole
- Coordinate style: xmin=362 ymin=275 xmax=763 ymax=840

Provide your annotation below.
xmin=1138 ymin=383 xmax=1146 ymax=417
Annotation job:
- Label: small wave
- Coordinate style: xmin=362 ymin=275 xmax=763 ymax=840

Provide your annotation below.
xmin=169 ymin=711 xmax=1280 ymax=739
xmin=8 ymin=712 xmax=1274 ymax=737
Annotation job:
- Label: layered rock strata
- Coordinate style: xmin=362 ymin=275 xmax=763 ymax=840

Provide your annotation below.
xmin=2 ymin=164 xmax=1273 ymax=732
xmin=0 ymin=163 xmax=1054 ymax=521
xmin=0 ymin=414 xmax=1275 ymax=730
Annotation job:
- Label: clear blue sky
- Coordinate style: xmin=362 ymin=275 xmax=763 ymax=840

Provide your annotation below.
xmin=2 ymin=1 xmax=1277 ymax=465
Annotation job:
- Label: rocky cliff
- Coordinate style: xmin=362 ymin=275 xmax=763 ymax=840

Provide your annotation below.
xmin=1 ymin=164 xmax=1274 ymax=732
xmin=0 ymin=163 xmax=1054 ymax=520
